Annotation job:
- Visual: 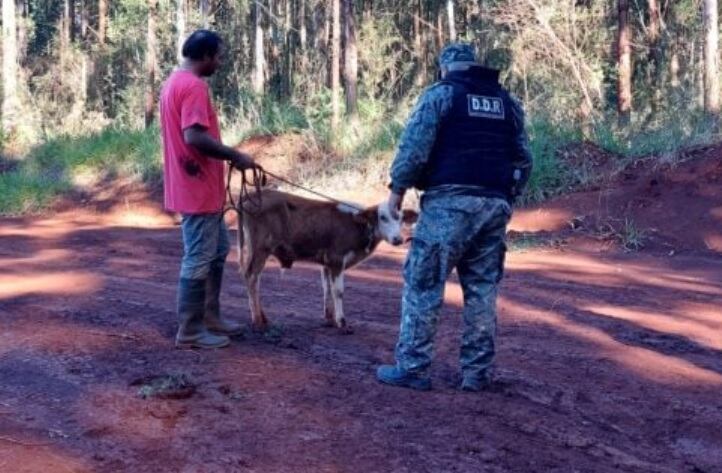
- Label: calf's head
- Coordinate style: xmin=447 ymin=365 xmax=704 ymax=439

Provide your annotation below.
xmin=354 ymin=201 xmax=418 ymax=247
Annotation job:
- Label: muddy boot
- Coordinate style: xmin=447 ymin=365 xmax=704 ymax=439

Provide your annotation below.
xmin=203 ymin=264 xmax=243 ymax=336
xmin=175 ymin=277 xmax=230 ymax=349
xmin=376 ymin=365 xmax=431 ymax=391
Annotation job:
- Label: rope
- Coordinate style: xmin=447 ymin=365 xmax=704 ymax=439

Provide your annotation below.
xmin=223 ymin=165 xmax=266 ymax=218
xmin=224 ymin=166 xmax=365 ymax=215
xmin=223 ymin=166 xmax=265 ymax=265
xmin=262 ymin=169 xmax=365 ymax=212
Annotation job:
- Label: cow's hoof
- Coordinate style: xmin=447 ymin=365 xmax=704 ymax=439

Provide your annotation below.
xmin=322 ymin=319 xmax=335 ymax=328
xmin=262 ymin=325 xmax=284 ymax=344
xmin=252 ymin=322 xmax=269 ymax=332
xmin=338 ymin=325 xmax=354 ymax=335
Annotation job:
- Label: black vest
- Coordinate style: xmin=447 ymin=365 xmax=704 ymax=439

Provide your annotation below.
xmin=420 ymin=67 xmax=516 ymax=199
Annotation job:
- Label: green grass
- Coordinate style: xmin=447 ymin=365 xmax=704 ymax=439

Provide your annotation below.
xmin=30 ymin=126 xmax=161 ymax=181
xmin=507 ymin=233 xmax=552 ymax=252
xmin=593 ymin=111 xmax=718 ymax=159
xmin=0 ymin=126 xmax=161 ymax=215
xmin=619 ymin=217 xmax=648 ymax=252
xmin=520 ymin=118 xmax=582 ymax=204
xmin=0 ymin=168 xmax=68 ymax=215
xmin=221 ymin=94 xmax=310 ymax=145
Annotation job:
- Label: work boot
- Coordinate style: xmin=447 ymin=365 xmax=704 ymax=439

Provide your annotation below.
xmin=461 ymin=370 xmax=493 ymax=392
xmin=203 ymin=264 xmax=243 ymax=336
xmin=176 ymin=277 xmax=230 ymax=349
xmin=376 ymin=365 xmax=431 ymax=391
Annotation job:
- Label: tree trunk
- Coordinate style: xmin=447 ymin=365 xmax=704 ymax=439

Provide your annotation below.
xmin=703 ymin=0 xmax=720 ymax=124
xmin=670 ymin=46 xmax=680 ymax=89
xmin=63 ymin=0 xmax=71 ymax=47
xmin=145 ymin=0 xmax=158 ymax=128
xmin=299 ymin=0 xmax=307 ymax=74
xmin=436 ymin=6 xmax=444 ymax=50
xmin=2 ymin=0 xmax=19 ymax=136
xmin=343 ymin=0 xmax=357 ymax=117
xmin=311 ymin=0 xmax=320 ymax=51
xmin=323 ymin=0 xmax=331 ymax=57
xmin=413 ymin=2 xmax=421 ymax=53
xmin=98 ymin=0 xmax=107 ymax=45
xmin=413 ymin=0 xmax=421 ymax=83
xmin=331 ymin=0 xmax=341 ymax=129
xmin=252 ymin=0 xmax=265 ymax=94
xmin=461 ymin=1 xmax=470 ymax=38
xmin=200 ymin=0 xmax=209 ymax=27
xmin=81 ymin=0 xmax=89 ymax=40
xmin=69 ymin=0 xmax=76 ymax=42
xmin=648 ymin=0 xmax=661 ymax=54
xmin=648 ymin=0 xmax=662 ymax=110
xmin=285 ymin=0 xmax=294 ymax=98
xmin=266 ymin=0 xmax=277 ymax=95
xmin=668 ymin=5 xmax=681 ymax=90
xmin=447 ymin=0 xmax=456 ymax=42
xmin=299 ymin=0 xmax=307 ymax=48
xmin=697 ymin=37 xmax=706 ymax=108
xmin=414 ymin=0 xmax=426 ymax=87
xmin=176 ymin=0 xmax=185 ymax=62
xmin=617 ymin=0 xmax=632 ymax=126
xmin=17 ymin=0 xmax=27 ymax=63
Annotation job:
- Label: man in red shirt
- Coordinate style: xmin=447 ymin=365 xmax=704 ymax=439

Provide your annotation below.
xmin=160 ymin=30 xmax=257 ymax=349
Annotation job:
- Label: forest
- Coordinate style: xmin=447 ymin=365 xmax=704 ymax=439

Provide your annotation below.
xmin=1 ymin=0 xmax=720 ymax=212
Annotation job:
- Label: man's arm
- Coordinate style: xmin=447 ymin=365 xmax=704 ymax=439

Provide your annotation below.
xmin=388 ymin=83 xmax=454 ymax=198
xmin=183 ymin=125 xmax=256 ymax=170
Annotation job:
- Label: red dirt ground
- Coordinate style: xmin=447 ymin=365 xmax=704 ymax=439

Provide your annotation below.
xmin=0 ymin=143 xmax=721 ymax=472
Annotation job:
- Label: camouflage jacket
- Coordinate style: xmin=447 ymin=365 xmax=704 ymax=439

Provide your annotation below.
xmin=389 ymin=81 xmax=533 ymax=199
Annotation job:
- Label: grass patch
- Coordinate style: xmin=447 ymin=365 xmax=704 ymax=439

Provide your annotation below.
xmin=522 ymin=118 xmax=582 ymax=203
xmin=132 ymin=373 xmax=196 ymax=400
xmin=595 ymin=217 xmax=649 ymax=252
xmin=593 ymin=111 xmax=718 ymax=159
xmin=507 ymin=231 xmax=565 ymax=252
xmin=0 ymin=127 xmax=161 ymax=215
xmin=221 ymin=94 xmax=310 ymax=145
xmin=0 ymin=168 xmax=68 ymax=215
xmin=618 ymin=218 xmax=648 ymax=252
xmin=30 ymin=126 xmax=161 ymax=182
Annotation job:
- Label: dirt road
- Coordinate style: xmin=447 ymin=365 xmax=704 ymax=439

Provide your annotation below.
xmin=1 ymin=203 xmax=720 ymax=472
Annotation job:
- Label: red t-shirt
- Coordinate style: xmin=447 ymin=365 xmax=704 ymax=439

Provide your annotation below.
xmin=159 ymin=70 xmax=225 ymax=214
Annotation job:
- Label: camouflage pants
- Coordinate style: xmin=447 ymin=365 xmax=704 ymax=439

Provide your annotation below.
xmin=395 ymin=195 xmax=511 ymax=380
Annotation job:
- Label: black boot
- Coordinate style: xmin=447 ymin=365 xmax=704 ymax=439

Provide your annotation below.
xmin=204 ymin=264 xmax=243 ymax=336
xmin=175 ymin=277 xmax=230 ymax=349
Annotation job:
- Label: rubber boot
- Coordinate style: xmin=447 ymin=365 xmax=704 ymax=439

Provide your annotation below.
xmin=175 ymin=277 xmax=230 ymax=349
xmin=204 ymin=264 xmax=243 ymax=336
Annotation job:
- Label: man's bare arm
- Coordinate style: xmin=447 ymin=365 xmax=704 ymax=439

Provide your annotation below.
xmin=183 ymin=125 xmax=256 ymax=170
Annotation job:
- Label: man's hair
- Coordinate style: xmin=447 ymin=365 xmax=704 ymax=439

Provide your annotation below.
xmin=182 ymin=30 xmax=223 ymax=61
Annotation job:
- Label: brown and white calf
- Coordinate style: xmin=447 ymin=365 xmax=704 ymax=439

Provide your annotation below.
xmin=237 ymin=190 xmax=414 ymax=333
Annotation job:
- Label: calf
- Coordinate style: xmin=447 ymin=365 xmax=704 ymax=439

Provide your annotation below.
xmin=237 ymin=190 xmax=414 ymax=333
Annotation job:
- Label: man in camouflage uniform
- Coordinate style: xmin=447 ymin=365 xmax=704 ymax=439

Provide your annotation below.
xmin=376 ymin=44 xmax=533 ymax=392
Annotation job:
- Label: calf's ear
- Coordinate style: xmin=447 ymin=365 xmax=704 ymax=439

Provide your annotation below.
xmin=353 ymin=208 xmax=377 ymax=225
